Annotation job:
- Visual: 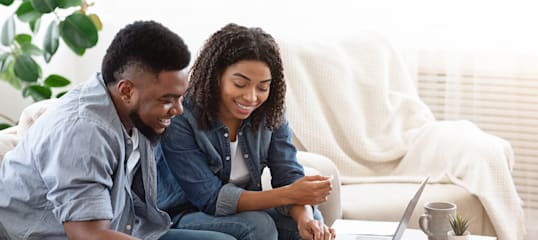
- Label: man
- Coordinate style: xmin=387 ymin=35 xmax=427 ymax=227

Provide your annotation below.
xmin=0 ymin=20 xmax=233 ymax=240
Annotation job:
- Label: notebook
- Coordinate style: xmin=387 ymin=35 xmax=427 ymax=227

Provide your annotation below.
xmin=334 ymin=176 xmax=430 ymax=240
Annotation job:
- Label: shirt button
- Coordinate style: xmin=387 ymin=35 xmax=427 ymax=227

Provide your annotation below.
xmin=224 ymin=133 xmax=229 ymax=138
xmin=239 ymin=132 xmax=243 ymax=136
xmin=126 ymin=224 xmax=132 ymax=231
xmin=243 ymin=154 xmax=249 ymax=158
xmin=226 ymin=156 xmax=230 ymax=161
xmin=127 ymin=139 xmax=132 ymax=145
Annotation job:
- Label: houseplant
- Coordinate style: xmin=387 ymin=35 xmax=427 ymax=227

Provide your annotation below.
xmin=0 ymin=0 xmax=101 ymax=129
xmin=447 ymin=213 xmax=471 ymax=240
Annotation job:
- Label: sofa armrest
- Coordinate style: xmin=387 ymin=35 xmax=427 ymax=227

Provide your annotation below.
xmin=260 ymin=151 xmax=343 ymax=225
xmin=296 ymin=151 xmax=342 ymax=225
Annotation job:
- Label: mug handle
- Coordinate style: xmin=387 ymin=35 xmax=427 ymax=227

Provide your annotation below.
xmin=419 ymin=214 xmax=434 ymax=237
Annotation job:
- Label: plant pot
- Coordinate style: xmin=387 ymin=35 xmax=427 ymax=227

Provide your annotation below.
xmin=447 ymin=230 xmax=470 ymax=240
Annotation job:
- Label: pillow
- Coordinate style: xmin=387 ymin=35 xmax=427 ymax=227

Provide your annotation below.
xmin=0 ymin=128 xmax=20 ymax=163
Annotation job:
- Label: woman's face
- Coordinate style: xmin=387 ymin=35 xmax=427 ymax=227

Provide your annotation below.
xmin=218 ymin=60 xmax=271 ymax=125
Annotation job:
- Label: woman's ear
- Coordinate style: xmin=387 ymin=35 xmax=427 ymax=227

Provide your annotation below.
xmin=117 ymin=79 xmax=135 ymax=104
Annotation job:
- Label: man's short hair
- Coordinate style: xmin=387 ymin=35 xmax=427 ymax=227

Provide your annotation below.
xmin=101 ymin=20 xmax=190 ymax=85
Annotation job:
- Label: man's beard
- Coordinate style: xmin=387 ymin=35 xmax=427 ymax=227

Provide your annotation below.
xmin=129 ymin=111 xmax=162 ymax=144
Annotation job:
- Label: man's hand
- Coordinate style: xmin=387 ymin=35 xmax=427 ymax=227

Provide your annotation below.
xmin=297 ymin=219 xmax=335 ymax=240
xmin=285 ymin=175 xmax=332 ymax=205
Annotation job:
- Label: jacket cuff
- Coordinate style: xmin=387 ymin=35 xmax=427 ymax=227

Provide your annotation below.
xmin=215 ymin=183 xmax=245 ymax=216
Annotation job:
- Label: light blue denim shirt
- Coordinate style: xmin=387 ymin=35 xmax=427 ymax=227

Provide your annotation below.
xmin=0 ymin=73 xmax=170 ymax=239
xmin=157 ymin=98 xmax=305 ymax=221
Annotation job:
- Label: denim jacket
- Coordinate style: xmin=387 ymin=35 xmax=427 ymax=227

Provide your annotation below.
xmin=157 ymin=98 xmax=304 ymax=220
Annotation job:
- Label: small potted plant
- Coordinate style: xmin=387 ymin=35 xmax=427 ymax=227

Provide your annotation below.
xmin=447 ymin=213 xmax=471 ymax=240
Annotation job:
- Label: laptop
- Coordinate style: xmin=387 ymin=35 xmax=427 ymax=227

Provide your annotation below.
xmin=335 ymin=176 xmax=430 ymax=240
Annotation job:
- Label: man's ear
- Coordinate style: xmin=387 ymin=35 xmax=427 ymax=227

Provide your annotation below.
xmin=117 ymin=79 xmax=135 ymax=104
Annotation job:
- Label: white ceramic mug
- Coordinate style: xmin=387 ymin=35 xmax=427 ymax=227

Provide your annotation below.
xmin=419 ymin=202 xmax=457 ymax=240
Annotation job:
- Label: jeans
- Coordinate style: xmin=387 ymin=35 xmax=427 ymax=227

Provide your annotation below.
xmin=160 ymin=229 xmax=236 ymax=240
xmin=174 ymin=211 xmax=277 ymax=240
xmin=172 ymin=208 xmax=323 ymax=240
xmin=265 ymin=207 xmax=324 ymax=240
xmin=0 ymin=222 xmax=8 ymax=240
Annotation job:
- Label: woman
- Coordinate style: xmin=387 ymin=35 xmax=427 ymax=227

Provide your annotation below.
xmin=157 ymin=23 xmax=335 ymax=240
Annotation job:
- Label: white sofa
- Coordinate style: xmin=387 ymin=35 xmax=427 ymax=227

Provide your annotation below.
xmin=0 ymin=31 xmax=524 ymax=240
xmin=275 ymin=31 xmax=524 ymax=240
xmin=0 ymin=104 xmax=492 ymax=236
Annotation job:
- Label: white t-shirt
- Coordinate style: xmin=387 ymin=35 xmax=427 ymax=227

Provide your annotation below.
xmin=229 ymin=138 xmax=249 ymax=185
xmin=126 ymin=128 xmax=140 ymax=187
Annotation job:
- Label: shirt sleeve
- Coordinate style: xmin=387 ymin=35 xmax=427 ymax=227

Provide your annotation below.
xmin=34 ymin=119 xmax=118 ymax=223
xmin=267 ymin=117 xmax=305 ymax=187
xmin=161 ymin=115 xmax=243 ymax=216
xmin=267 ymin=117 xmax=306 ymax=215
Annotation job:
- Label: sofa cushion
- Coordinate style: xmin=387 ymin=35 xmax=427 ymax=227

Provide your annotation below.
xmin=341 ymin=183 xmax=496 ymax=236
xmin=0 ymin=128 xmax=19 ymax=163
xmin=0 ymin=99 xmax=56 ymax=164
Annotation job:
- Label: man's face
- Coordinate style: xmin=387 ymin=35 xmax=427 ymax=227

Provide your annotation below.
xmin=128 ymin=70 xmax=188 ymax=142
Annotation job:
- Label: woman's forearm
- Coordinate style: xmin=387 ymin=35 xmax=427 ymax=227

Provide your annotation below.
xmin=236 ymin=186 xmax=293 ymax=212
xmin=236 ymin=175 xmax=332 ymax=212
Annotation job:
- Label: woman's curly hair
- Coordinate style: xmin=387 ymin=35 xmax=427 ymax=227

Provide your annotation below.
xmin=188 ymin=23 xmax=285 ymax=131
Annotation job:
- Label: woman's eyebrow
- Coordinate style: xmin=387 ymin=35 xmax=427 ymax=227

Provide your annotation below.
xmin=233 ymin=73 xmax=271 ymax=82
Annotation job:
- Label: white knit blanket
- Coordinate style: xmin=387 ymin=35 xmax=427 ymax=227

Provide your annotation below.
xmin=278 ymin=32 xmax=525 ymax=240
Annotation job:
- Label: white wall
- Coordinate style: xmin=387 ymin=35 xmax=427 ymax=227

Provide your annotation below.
xmin=2 ymin=0 xmax=538 ymax=120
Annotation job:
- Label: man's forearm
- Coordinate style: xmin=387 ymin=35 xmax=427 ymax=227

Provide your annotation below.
xmin=289 ymin=204 xmax=313 ymax=224
xmin=64 ymin=220 xmax=138 ymax=240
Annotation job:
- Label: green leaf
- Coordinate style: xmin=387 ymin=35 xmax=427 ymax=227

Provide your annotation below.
xmin=20 ymin=42 xmax=43 ymax=56
xmin=0 ymin=123 xmax=12 ymax=130
xmin=0 ymin=60 xmax=23 ymax=90
xmin=0 ymin=72 xmax=22 ymax=89
xmin=57 ymin=0 xmax=81 ymax=8
xmin=60 ymin=12 xmax=98 ymax=55
xmin=43 ymin=20 xmax=59 ymax=63
xmin=0 ymin=0 xmax=14 ymax=6
xmin=14 ymin=54 xmax=40 ymax=82
xmin=15 ymin=33 xmax=32 ymax=44
xmin=30 ymin=0 xmax=58 ymax=13
xmin=16 ymin=1 xmax=42 ymax=22
xmin=0 ymin=53 xmax=10 ymax=72
xmin=29 ymin=17 xmax=41 ymax=33
xmin=44 ymin=74 xmax=70 ymax=87
xmin=88 ymin=13 xmax=102 ymax=31
xmin=56 ymin=91 xmax=67 ymax=98
xmin=1 ymin=16 xmax=15 ymax=46
xmin=23 ymin=85 xmax=52 ymax=101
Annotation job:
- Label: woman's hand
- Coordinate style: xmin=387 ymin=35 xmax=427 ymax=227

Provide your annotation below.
xmin=297 ymin=219 xmax=335 ymax=240
xmin=286 ymin=175 xmax=333 ymax=205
